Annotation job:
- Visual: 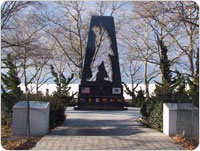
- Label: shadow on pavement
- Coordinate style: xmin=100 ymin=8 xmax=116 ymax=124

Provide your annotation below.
xmin=48 ymin=118 xmax=144 ymax=136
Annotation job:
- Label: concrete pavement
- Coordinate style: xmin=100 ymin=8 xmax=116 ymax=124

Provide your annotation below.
xmin=32 ymin=107 xmax=183 ymax=150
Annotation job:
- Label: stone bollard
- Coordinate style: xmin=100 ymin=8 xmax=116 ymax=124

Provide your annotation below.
xmin=12 ymin=101 xmax=50 ymax=136
xmin=163 ymin=103 xmax=199 ymax=137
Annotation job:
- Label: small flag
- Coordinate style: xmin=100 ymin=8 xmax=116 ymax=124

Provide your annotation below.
xmin=96 ymin=98 xmax=100 ymax=103
xmin=112 ymin=88 xmax=121 ymax=94
xmin=80 ymin=98 xmax=86 ymax=103
xmin=102 ymin=98 xmax=108 ymax=102
xmin=110 ymin=98 xmax=115 ymax=102
xmin=89 ymin=98 xmax=92 ymax=103
xmin=81 ymin=87 xmax=90 ymax=94
xmin=117 ymin=99 xmax=122 ymax=102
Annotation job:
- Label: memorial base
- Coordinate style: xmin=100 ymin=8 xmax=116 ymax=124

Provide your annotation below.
xmin=74 ymin=106 xmax=128 ymax=110
xmin=77 ymin=84 xmax=126 ymax=110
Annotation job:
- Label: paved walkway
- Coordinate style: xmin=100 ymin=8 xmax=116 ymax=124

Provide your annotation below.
xmin=32 ymin=107 xmax=183 ymax=150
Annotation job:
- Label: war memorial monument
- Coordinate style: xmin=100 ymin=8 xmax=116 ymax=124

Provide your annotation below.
xmin=76 ymin=16 xmax=125 ymax=110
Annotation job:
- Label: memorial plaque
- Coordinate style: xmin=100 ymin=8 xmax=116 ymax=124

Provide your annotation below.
xmin=76 ymin=16 xmax=125 ymax=110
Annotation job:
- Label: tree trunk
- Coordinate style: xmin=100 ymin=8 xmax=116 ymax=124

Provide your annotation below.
xmin=24 ymin=71 xmax=30 ymax=138
xmin=144 ymin=60 xmax=149 ymax=98
xmin=131 ymin=76 xmax=134 ymax=100
xmin=189 ymin=55 xmax=194 ymax=79
xmin=25 ymin=86 xmax=30 ymax=137
xmin=189 ymin=24 xmax=195 ymax=79
xmin=23 ymin=49 xmax=30 ymax=138
xmin=144 ymin=22 xmax=150 ymax=99
xmin=36 ymin=82 xmax=39 ymax=96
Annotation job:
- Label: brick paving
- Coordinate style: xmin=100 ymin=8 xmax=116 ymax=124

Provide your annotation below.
xmin=32 ymin=107 xmax=183 ymax=150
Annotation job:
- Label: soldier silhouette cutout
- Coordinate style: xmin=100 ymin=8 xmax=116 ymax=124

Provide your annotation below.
xmin=87 ymin=25 xmax=114 ymax=82
xmin=96 ymin=62 xmax=109 ymax=83
xmin=81 ymin=16 xmax=122 ymax=85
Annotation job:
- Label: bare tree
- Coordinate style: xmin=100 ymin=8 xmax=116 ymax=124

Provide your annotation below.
xmin=94 ymin=1 xmax=129 ymax=16
xmin=41 ymin=1 xmax=129 ymax=80
xmin=121 ymin=49 xmax=143 ymax=88
xmin=168 ymin=2 xmax=199 ymax=79
xmin=31 ymin=42 xmax=55 ymax=96
xmin=133 ymin=1 xmax=199 ymax=80
xmin=168 ymin=2 xmax=199 ymax=27
xmin=1 ymin=1 xmax=42 ymax=50
xmin=120 ymin=1 xmax=198 ymax=96
xmin=1 ymin=1 xmax=34 ymax=30
xmin=119 ymin=13 xmax=159 ymax=97
xmin=40 ymin=1 xmax=88 ymax=79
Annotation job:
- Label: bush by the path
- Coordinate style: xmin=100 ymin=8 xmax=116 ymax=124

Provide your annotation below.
xmin=49 ymin=97 xmax=66 ymax=129
xmin=1 ymin=54 xmax=22 ymax=125
xmin=149 ymin=101 xmax=163 ymax=131
xmin=48 ymin=65 xmax=76 ymax=129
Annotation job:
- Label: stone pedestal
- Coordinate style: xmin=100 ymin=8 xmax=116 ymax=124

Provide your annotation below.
xmin=163 ymin=103 xmax=199 ymax=137
xmin=12 ymin=101 xmax=50 ymax=136
xmin=76 ymin=84 xmax=125 ymax=110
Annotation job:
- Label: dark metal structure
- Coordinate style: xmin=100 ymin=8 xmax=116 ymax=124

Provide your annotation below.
xmin=76 ymin=16 xmax=125 ymax=110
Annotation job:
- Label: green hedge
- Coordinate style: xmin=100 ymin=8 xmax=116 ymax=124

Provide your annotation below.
xmin=140 ymin=97 xmax=163 ymax=131
xmin=149 ymin=101 xmax=163 ymax=131
xmin=140 ymin=102 xmax=148 ymax=118
xmin=46 ymin=96 xmax=67 ymax=129
xmin=49 ymin=100 xmax=65 ymax=129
